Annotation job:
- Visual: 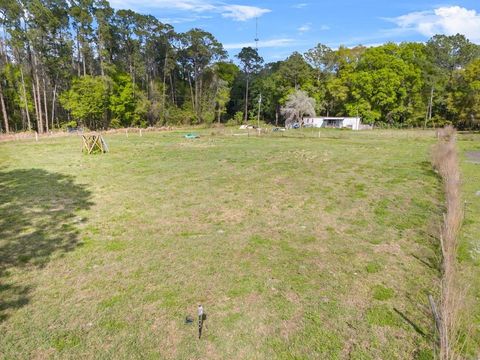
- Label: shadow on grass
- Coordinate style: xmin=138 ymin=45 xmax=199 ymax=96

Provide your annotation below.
xmin=0 ymin=168 xmax=92 ymax=322
xmin=394 ymin=307 xmax=434 ymax=342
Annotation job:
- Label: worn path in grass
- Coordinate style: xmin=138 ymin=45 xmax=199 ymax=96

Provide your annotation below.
xmin=0 ymin=130 xmax=448 ymax=358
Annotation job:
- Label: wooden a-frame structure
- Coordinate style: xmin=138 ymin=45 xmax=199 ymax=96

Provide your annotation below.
xmin=82 ymin=134 xmax=109 ymax=154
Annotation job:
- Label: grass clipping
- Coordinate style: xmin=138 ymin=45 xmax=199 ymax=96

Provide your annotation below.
xmin=431 ymin=126 xmax=465 ymax=359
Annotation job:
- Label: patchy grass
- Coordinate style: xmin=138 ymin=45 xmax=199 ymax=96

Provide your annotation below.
xmin=365 ymin=261 xmax=383 ymax=274
xmin=0 ymin=128 xmax=476 ymax=358
xmin=372 ymin=285 xmax=395 ymax=301
xmin=366 ymin=305 xmax=402 ymax=327
xmin=456 ymin=133 xmax=480 ymax=355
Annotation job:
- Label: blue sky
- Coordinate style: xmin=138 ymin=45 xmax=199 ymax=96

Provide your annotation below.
xmin=109 ymin=0 xmax=480 ymax=61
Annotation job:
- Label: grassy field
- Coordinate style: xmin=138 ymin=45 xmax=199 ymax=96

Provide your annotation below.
xmin=0 ymin=129 xmax=478 ymax=359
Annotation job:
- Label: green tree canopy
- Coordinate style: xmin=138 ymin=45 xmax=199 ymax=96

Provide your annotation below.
xmin=59 ymin=76 xmax=110 ymax=129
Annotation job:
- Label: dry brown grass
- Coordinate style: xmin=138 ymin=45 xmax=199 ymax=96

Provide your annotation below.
xmin=431 ymin=126 xmax=466 ymax=360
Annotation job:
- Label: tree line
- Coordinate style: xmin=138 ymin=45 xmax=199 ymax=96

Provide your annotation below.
xmin=0 ymin=0 xmax=479 ymax=133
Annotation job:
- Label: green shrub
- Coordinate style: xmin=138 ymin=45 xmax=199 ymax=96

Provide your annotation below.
xmin=61 ymin=120 xmax=78 ymax=130
xmin=165 ymin=105 xmax=196 ymax=125
xmin=233 ymin=111 xmax=244 ymax=125
xmin=109 ymin=118 xmax=121 ymax=129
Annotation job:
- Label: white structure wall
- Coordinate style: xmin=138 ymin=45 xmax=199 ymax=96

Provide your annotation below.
xmin=303 ymin=117 xmax=363 ymax=130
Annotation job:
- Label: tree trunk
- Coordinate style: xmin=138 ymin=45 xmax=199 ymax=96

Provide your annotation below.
xmin=32 ymin=82 xmax=39 ymax=131
xmin=35 ymin=71 xmax=43 ymax=132
xmin=76 ymin=26 xmax=81 ymax=77
xmin=27 ymin=43 xmax=40 ymax=132
xmin=19 ymin=66 xmax=31 ymax=131
xmin=424 ymin=86 xmax=434 ymax=128
xmin=32 ymin=52 xmax=44 ymax=132
xmin=0 ymin=80 xmax=9 ymax=133
xmin=198 ymin=77 xmax=203 ymax=121
xmin=43 ymin=77 xmax=49 ymax=132
xmin=31 ymin=70 xmax=42 ymax=132
xmin=99 ymin=32 xmax=105 ymax=77
xmin=169 ymin=73 xmax=175 ymax=105
xmin=428 ymin=86 xmax=434 ymax=122
xmin=51 ymin=83 xmax=57 ymax=130
xmin=275 ymin=105 xmax=279 ymax=127
xmin=188 ymin=74 xmax=195 ymax=114
xmin=162 ymin=52 xmax=168 ymax=124
xmin=20 ymin=108 xmax=26 ymax=131
xmin=194 ymin=75 xmax=199 ymax=119
xmin=244 ymin=77 xmax=249 ymax=123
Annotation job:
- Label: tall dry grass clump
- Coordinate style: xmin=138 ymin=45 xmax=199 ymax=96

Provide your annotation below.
xmin=431 ymin=126 xmax=465 ymax=360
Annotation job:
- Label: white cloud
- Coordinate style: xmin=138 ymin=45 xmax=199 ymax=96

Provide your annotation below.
xmin=298 ymin=23 xmax=329 ymax=33
xmin=389 ymin=6 xmax=480 ymax=42
xmin=298 ymin=23 xmax=311 ymax=33
xmin=109 ymin=0 xmax=215 ymax=12
xmin=109 ymin=0 xmax=270 ymax=22
xmin=159 ymin=15 xmax=213 ymax=24
xmin=292 ymin=3 xmax=308 ymax=9
xmin=222 ymin=5 xmax=271 ymax=21
xmin=224 ymin=38 xmax=296 ymax=50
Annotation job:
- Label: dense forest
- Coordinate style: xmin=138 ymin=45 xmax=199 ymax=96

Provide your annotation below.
xmin=0 ymin=0 xmax=479 ymax=133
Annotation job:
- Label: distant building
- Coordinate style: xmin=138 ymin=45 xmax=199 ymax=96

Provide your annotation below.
xmin=303 ymin=117 xmax=370 ymax=130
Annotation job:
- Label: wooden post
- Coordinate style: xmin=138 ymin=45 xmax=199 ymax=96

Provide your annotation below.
xmin=140 ymin=128 xmax=143 ymax=137
xmin=98 ymin=135 xmax=104 ymax=153
xmin=428 ymin=294 xmax=443 ymax=345
xmin=125 ymin=129 xmax=128 ymax=138
xmin=35 ymin=131 xmax=38 ymax=142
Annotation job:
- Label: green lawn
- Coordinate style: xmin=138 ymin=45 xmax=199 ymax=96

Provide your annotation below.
xmin=0 ymin=129 xmax=478 ymax=359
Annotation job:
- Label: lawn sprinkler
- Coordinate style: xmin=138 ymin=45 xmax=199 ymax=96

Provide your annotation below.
xmin=198 ymin=305 xmax=205 ymax=339
xmin=185 ymin=315 xmax=194 ymax=324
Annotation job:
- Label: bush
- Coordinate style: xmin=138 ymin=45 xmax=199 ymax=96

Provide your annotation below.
xmin=165 ymin=105 xmax=196 ymax=125
xmin=61 ymin=120 xmax=78 ymax=130
xmin=233 ymin=111 xmax=244 ymax=125
xmin=109 ymin=118 xmax=122 ymax=129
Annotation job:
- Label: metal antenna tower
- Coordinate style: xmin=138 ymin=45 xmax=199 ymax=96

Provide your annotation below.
xmin=255 ymin=17 xmax=259 ymax=50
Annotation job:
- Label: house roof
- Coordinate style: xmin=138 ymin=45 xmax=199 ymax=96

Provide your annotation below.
xmin=304 ymin=117 xmax=360 ymax=120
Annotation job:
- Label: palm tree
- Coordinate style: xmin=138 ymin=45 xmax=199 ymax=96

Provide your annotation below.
xmin=281 ymin=90 xmax=316 ymax=128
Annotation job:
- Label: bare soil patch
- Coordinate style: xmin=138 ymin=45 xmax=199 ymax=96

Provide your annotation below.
xmin=466 ymin=151 xmax=480 ymax=163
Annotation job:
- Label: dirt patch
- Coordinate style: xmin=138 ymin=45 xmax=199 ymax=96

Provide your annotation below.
xmin=466 ymin=151 xmax=480 ymax=163
xmin=373 ymin=242 xmax=403 ymax=256
xmin=280 ymin=291 xmax=303 ymax=340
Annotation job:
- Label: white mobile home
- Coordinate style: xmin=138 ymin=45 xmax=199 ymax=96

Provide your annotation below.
xmin=303 ymin=117 xmax=363 ymax=130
